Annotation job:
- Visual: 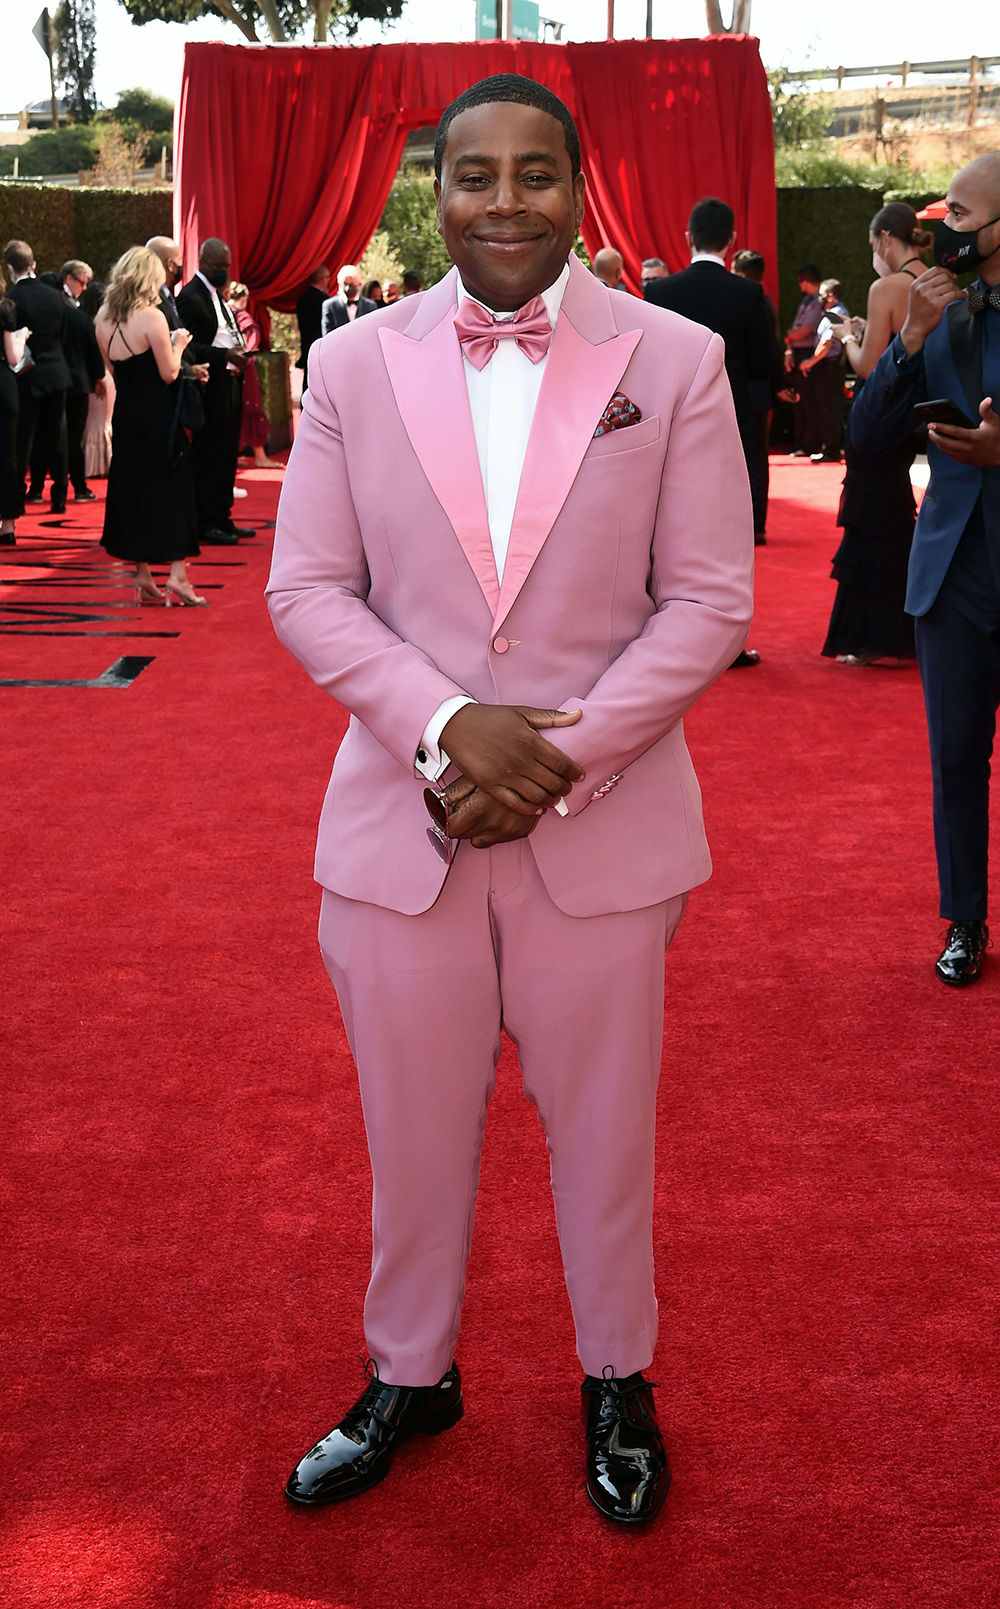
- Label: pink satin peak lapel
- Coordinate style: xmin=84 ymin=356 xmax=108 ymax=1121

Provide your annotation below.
xmin=492 ymin=315 xmax=643 ymax=629
xmin=378 ymin=313 xmax=499 ymax=613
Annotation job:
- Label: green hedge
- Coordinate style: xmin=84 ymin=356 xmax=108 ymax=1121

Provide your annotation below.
xmin=776 ymin=187 xmax=883 ymax=331
xmin=0 ymin=183 xmax=77 ymax=277
xmin=75 ymin=188 xmax=173 ymax=280
xmin=0 ymin=182 xmax=172 ymax=281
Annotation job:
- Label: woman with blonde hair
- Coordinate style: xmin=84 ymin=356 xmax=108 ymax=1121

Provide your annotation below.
xmin=96 ymin=245 xmax=205 ymax=606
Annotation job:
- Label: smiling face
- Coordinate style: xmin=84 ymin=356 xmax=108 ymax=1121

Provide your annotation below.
xmin=435 ymin=100 xmax=585 ymax=312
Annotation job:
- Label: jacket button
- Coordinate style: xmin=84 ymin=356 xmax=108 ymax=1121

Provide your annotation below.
xmin=492 ymin=635 xmax=509 ymax=653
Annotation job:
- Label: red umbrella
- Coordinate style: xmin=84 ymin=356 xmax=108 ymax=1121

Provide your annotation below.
xmin=916 ymin=199 xmax=948 ymax=220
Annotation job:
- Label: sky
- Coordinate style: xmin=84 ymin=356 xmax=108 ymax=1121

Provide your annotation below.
xmin=1 ymin=0 xmax=997 ymax=121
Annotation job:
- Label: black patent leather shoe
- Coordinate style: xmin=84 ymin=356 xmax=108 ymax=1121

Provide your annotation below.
xmin=200 ymin=527 xmax=241 ymax=545
xmin=729 ymin=648 xmax=761 ymax=668
xmin=583 ymin=1369 xmax=670 ymax=1524
xmin=935 ymin=921 xmax=989 ymax=986
xmin=227 ymin=524 xmax=256 ymax=538
xmin=285 ymin=1361 xmax=463 ymax=1506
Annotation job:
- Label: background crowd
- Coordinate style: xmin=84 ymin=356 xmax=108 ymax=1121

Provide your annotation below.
xmin=1 ymin=192 xmax=932 ymax=652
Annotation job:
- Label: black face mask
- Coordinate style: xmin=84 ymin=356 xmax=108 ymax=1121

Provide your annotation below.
xmin=934 ymin=214 xmax=1000 ymax=274
xmin=206 ymin=267 xmax=229 ymax=289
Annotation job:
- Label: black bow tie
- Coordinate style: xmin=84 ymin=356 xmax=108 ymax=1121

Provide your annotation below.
xmin=967 ymin=283 xmax=1000 ymax=315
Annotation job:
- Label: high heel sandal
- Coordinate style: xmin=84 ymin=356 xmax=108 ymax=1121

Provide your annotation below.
xmin=164 ymin=581 xmax=209 ymax=607
xmin=134 ymin=581 xmax=165 ymax=605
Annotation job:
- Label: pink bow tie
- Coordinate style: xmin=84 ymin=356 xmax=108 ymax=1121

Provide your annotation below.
xmin=454 ymin=295 xmax=552 ymax=370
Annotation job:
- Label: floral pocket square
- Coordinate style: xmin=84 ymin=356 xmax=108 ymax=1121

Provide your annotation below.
xmin=594 ymin=393 xmax=642 ymax=437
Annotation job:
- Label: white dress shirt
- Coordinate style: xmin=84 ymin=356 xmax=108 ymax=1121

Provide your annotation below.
xmin=195 ymin=270 xmax=242 ymax=352
xmin=415 ymin=261 xmax=571 ymax=785
xmin=689 ymin=250 xmax=728 ymax=268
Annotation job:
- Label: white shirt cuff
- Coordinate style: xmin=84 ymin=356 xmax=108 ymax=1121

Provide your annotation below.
xmin=415 ymin=696 xmax=476 ymax=781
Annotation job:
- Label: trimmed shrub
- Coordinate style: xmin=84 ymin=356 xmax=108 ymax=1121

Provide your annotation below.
xmin=776 ymin=187 xmax=883 ymax=331
xmin=74 ymin=187 xmax=173 ymax=279
xmin=0 ymin=126 xmax=98 ymax=178
xmin=0 ymin=182 xmax=78 ymax=272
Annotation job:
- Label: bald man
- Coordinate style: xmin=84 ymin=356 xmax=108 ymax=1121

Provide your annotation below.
xmin=176 ymin=238 xmax=254 ymax=544
xmin=592 ymin=247 xmax=625 ymax=290
xmin=851 ymin=153 xmax=1000 ymax=986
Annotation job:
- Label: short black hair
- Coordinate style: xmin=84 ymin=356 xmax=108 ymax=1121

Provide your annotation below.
xmin=797 ymin=263 xmax=822 ymax=283
xmin=434 ymin=73 xmax=581 ymax=181
xmin=689 ymin=198 xmax=734 ymax=253
xmin=402 ymin=269 xmax=423 ymax=292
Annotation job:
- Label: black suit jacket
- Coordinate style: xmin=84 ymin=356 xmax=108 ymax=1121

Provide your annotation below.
xmin=320 ymin=293 xmax=378 ymax=337
xmin=10 ymin=277 xmax=72 ymax=397
xmin=175 ymin=274 xmax=239 ymax=382
xmin=295 ymin=284 xmax=327 ymax=370
xmin=158 ymin=283 xmax=182 ymax=331
xmin=61 ymin=294 xmax=105 ymax=395
xmin=645 ymin=262 xmax=779 ymax=425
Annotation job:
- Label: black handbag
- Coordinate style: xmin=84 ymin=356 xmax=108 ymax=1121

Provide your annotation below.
xmin=168 ymin=367 xmax=204 ymax=460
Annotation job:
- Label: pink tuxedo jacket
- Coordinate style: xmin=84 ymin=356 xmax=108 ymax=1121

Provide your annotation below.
xmin=267 ymin=255 xmax=753 ymax=917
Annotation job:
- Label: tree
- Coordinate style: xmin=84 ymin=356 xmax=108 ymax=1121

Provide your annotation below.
xmin=54 ymin=0 xmax=97 ymax=124
xmin=377 ymin=166 xmax=452 ymax=288
xmin=705 ymin=0 xmax=751 ymax=31
xmin=116 ymin=0 xmax=403 ymax=45
xmin=769 ymin=69 xmax=833 ymax=150
xmin=113 ymin=87 xmax=174 ymax=128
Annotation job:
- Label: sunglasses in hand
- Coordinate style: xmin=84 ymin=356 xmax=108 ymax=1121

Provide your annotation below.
xmin=423 ymin=775 xmax=478 ymax=863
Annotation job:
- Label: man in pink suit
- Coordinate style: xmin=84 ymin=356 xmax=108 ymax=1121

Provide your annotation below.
xmin=268 ymin=75 xmax=753 ymax=1524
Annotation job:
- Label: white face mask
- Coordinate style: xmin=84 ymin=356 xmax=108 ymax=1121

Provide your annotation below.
xmin=872 ymin=246 xmax=892 ymax=279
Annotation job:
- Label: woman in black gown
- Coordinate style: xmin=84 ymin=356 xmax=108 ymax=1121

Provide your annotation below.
xmin=0 ymin=265 xmax=27 ymax=546
xmin=821 ymin=203 xmax=932 ymax=665
xmin=95 ymin=246 xmax=205 ymax=606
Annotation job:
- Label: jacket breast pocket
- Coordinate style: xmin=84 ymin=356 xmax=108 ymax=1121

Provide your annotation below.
xmin=586 ymin=413 xmax=661 ymax=458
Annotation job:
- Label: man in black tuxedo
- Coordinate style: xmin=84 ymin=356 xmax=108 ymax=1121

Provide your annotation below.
xmin=320 ymin=264 xmax=377 ymax=338
xmin=295 ymin=264 xmax=329 ymax=393
xmin=56 ymin=259 xmax=104 ymax=503
xmin=3 ymin=238 xmax=71 ymax=513
xmin=176 ymin=237 xmax=254 ymax=545
xmin=645 ymin=198 xmax=781 ymax=549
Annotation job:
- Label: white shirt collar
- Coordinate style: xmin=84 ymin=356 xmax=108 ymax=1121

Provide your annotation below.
xmin=456 ymin=259 xmax=570 ymax=326
xmin=690 ymin=251 xmax=727 ymax=268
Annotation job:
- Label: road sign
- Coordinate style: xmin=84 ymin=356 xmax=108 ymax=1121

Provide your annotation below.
xmin=32 ymin=8 xmax=52 ymax=58
xmin=476 ymin=0 xmax=541 ymax=41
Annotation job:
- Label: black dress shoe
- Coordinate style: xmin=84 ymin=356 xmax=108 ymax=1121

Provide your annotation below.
xmin=73 ymin=487 xmax=97 ymax=501
xmin=226 ymin=524 xmax=256 ymax=538
xmin=50 ymin=499 xmax=66 ymax=515
xmin=729 ymin=648 xmax=761 ymax=668
xmin=200 ymin=528 xmax=242 ymax=545
xmin=810 ymin=451 xmax=842 ymax=463
xmin=935 ymin=921 xmax=988 ymax=986
xmin=583 ymin=1370 xmax=670 ymax=1524
xmin=24 ymin=489 xmax=43 ymax=503
xmin=285 ymin=1362 xmax=463 ymax=1506
xmin=754 ymin=532 xmax=767 ymax=545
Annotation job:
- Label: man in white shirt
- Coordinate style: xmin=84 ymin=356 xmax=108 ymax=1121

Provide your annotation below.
xmin=176 ymin=238 xmax=254 ymax=545
xmin=270 ymin=75 xmax=753 ymax=1523
xmin=320 ymin=264 xmax=378 ymax=336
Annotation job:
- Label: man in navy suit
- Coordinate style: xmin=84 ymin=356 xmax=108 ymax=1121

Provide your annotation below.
xmin=851 ymin=154 xmax=1000 ymax=986
xmin=319 ymin=265 xmax=377 ymax=338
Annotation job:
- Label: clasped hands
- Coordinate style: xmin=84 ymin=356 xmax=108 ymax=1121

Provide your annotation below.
xmin=434 ymin=704 xmax=584 ymax=850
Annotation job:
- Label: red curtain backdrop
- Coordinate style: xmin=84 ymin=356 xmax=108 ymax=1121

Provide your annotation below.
xmin=174 ymin=37 xmax=775 ymax=308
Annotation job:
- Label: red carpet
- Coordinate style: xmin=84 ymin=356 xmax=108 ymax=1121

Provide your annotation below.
xmin=3 ymin=459 xmax=998 ymax=1608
